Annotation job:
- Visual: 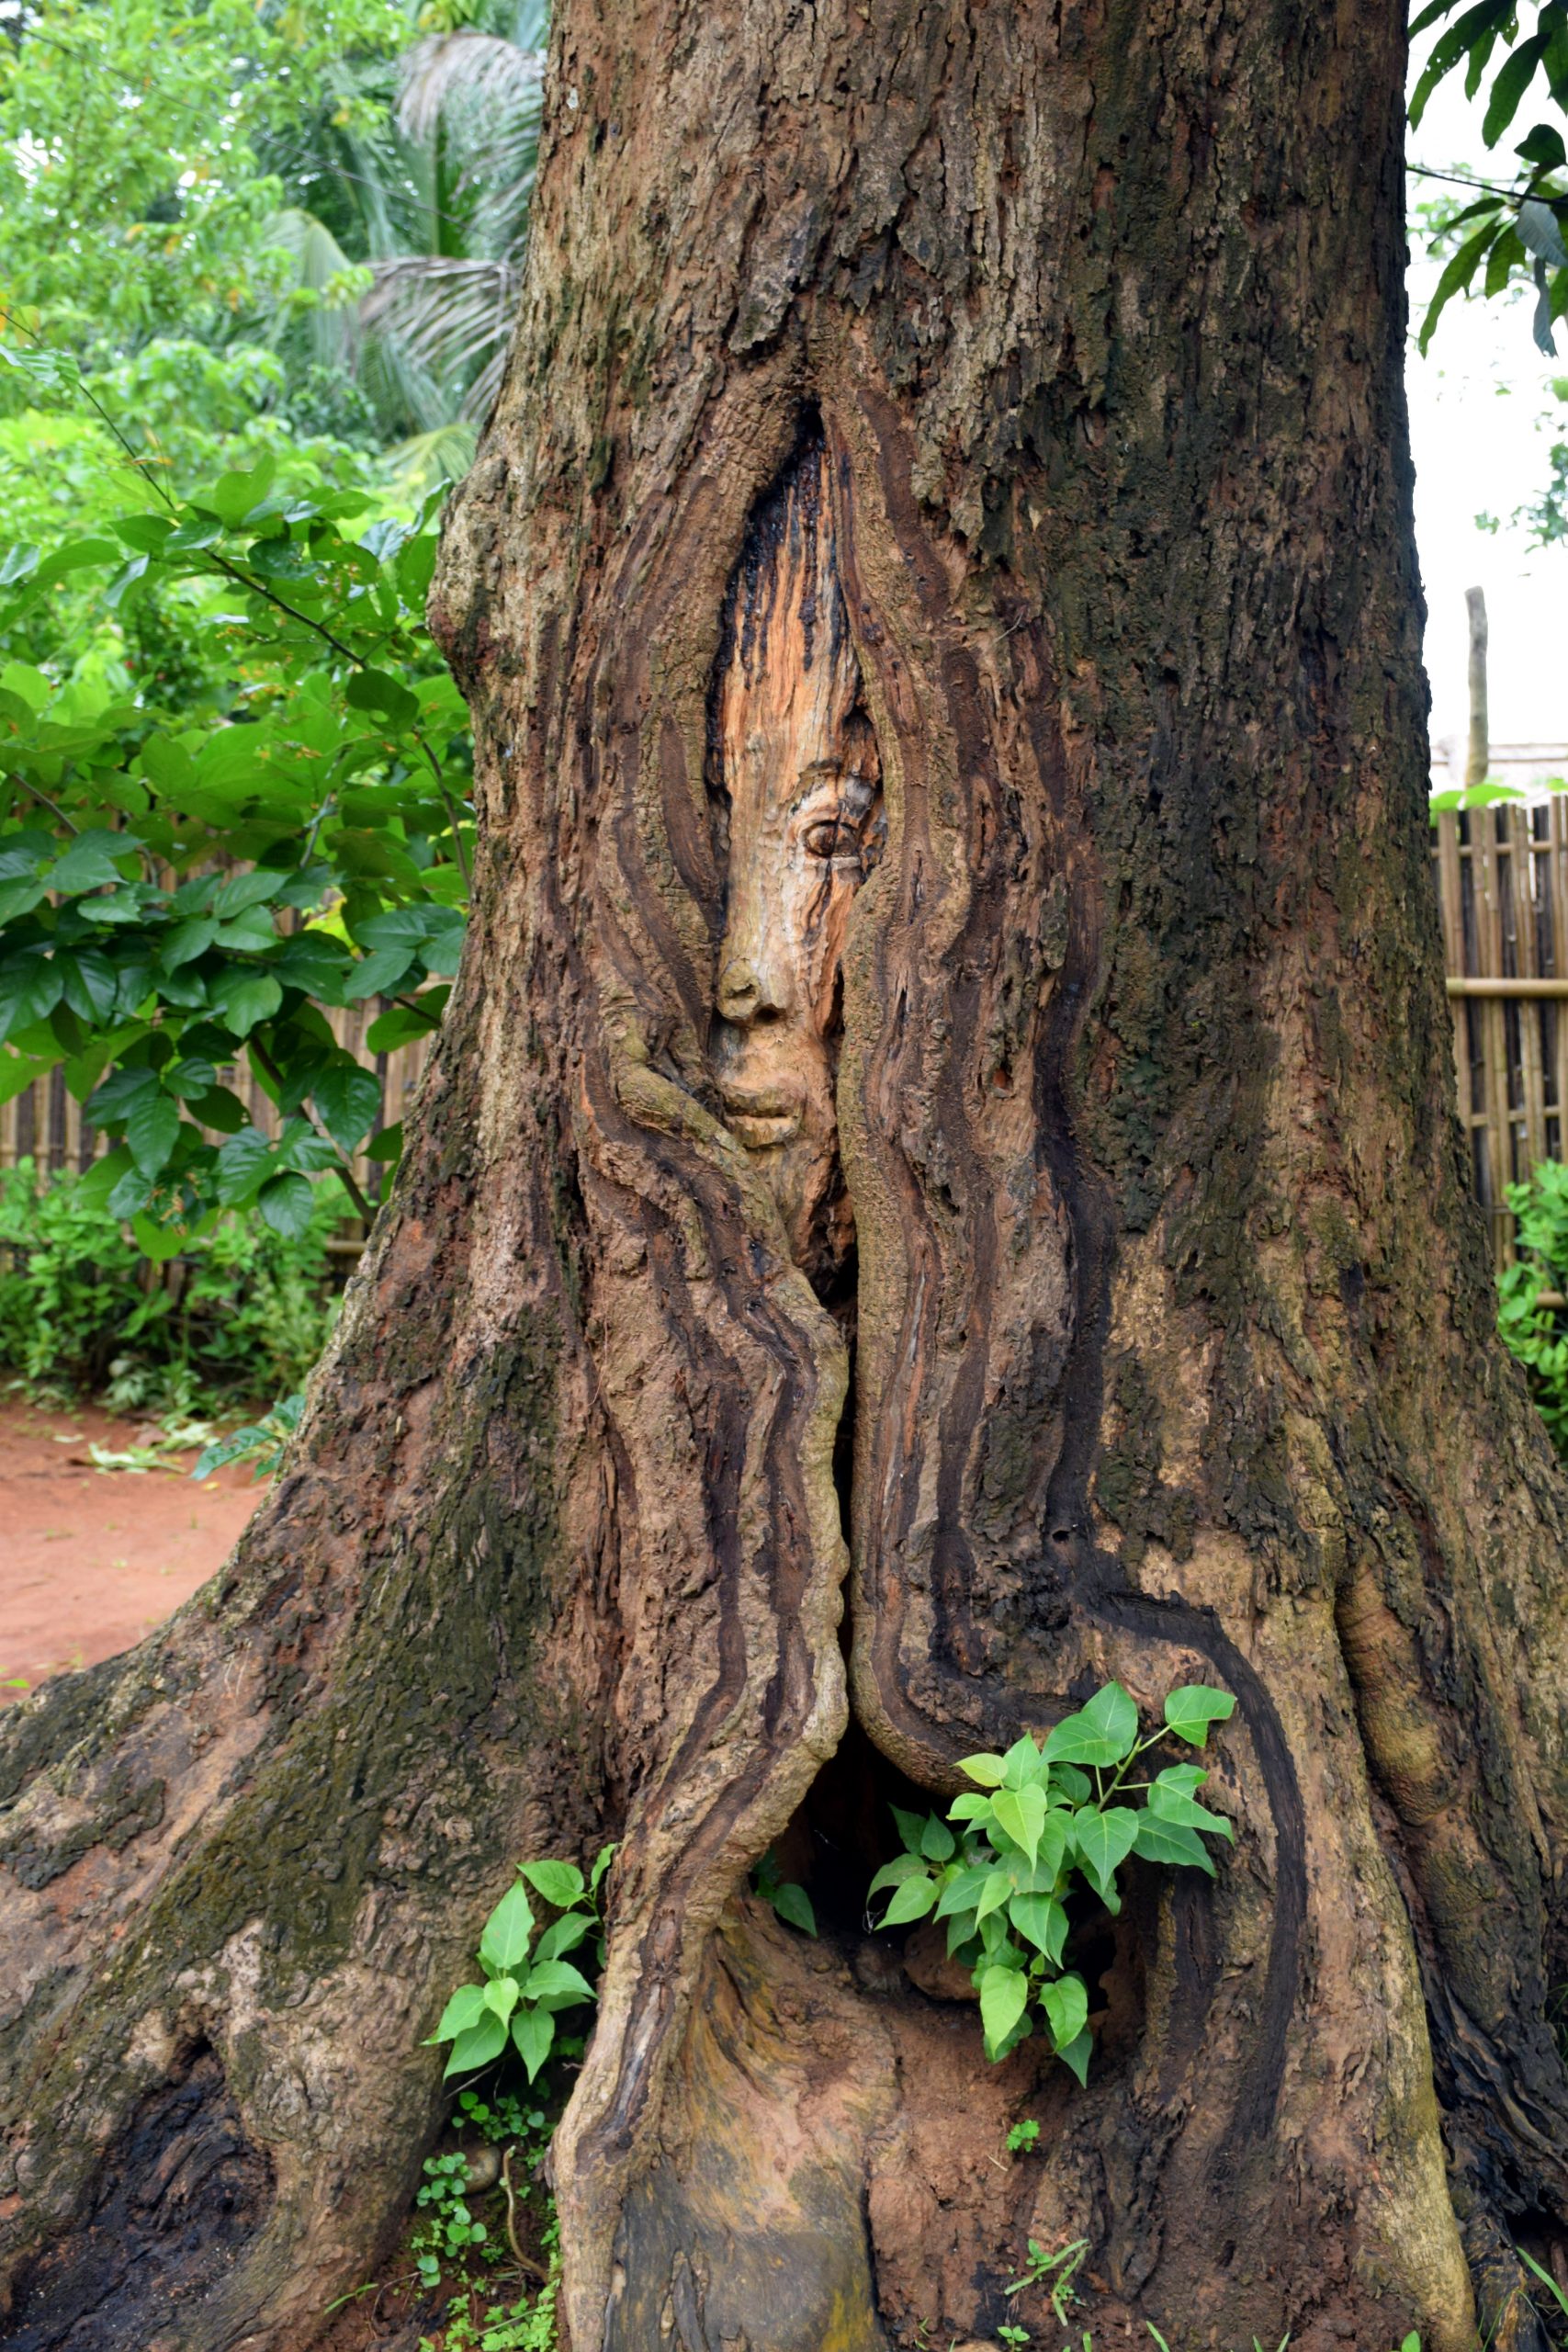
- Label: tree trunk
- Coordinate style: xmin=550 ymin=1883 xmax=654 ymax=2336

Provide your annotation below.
xmin=6 ymin=4 xmax=1568 ymax=2350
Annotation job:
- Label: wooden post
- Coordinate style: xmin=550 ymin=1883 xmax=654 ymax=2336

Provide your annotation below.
xmin=1466 ymin=584 xmax=1489 ymax=788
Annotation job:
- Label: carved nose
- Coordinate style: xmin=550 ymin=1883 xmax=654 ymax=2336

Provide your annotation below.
xmin=717 ymin=956 xmax=785 ymax=1025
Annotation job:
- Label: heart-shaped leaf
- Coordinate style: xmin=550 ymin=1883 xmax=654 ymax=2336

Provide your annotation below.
xmin=1162 ymin=1685 xmax=1236 ymax=1747
xmin=978 ymin=1964 xmax=1030 ymax=2057
xmin=479 ymin=1881 xmax=536 ymax=1973
xmin=443 ymin=2012 xmax=507 ymax=2079
xmin=1041 ymin=1971 xmax=1089 ymax=2053
xmin=512 ymin=2004 xmax=555 ymax=2083
xmin=1069 ymin=1805 xmax=1140 ymax=1895
xmin=881 ymin=1873 xmax=937 ymax=1928
xmin=520 ymin=1859 xmax=586 ymax=1909
xmin=427 ymin=1983 xmax=487 ymax=2044
xmin=991 ymin=1782 xmax=1048 ymax=1863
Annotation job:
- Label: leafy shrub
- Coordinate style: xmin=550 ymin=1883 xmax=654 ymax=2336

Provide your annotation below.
xmin=1498 ymin=1162 xmax=1568 ymax=1458
xmin=428 ymin=1852 xmax=614 ymax=2084
xmin=868 ymin=1680 xmax=1235 ymax=2077
xmin=0 ymin=1157 xmax=344 ymax=1406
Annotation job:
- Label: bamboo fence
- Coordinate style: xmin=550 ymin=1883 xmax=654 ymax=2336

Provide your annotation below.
xmin=1432 ymin=798 xmax=1568 ymax=1270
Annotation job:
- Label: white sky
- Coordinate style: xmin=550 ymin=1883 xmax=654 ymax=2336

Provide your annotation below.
xmin=1407 ymin=61 xmax=1568 ymax=758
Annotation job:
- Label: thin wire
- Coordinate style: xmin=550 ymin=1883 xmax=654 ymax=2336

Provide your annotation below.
xmin=1410 ymin=160 xmax=1563 ymax=200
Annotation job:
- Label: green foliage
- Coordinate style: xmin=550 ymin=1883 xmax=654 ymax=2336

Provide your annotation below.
xmin=414 ymin=2149 xmax=494 ymax=2279
xmin=1408 ymin=4 xmax=1568 ymax=355
xmin=0 ymin=440 xmax=470 ymax=1247
xmin=191 ymin=1391 xmax=304 ymax=1482
xmin=750 ymin=1846 xmax=817 ymax=1936
xmin=1498 ymin=1163 xmax=1568 ymax=1458
xmin=1005 ymin=2116 xmax=1040 ymax=2154
xmin=867 ymin=1681 xmax=1236 ymax=2078
xmin=1006 ymin=2235 xmax=1088 ymax=2326
xmin=427 ymin=1849 xmax=615 ymax=2085
xmin=419 ymin=2235 xmax=561 ymax=2352
xmin=0 ymin=1157 xmax=343 ymax=1404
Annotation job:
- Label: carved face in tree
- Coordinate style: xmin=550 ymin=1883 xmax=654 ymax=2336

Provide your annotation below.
xmin=710 ymin=441 xmax=883 ymax=1288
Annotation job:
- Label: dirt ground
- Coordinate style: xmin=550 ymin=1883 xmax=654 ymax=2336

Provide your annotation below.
xmin=0 ymin=1395 xmax=263 ymax=1700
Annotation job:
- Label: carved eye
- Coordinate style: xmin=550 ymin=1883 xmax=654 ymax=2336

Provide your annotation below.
xmin=802 ymin=816 xmax=853 ymax=859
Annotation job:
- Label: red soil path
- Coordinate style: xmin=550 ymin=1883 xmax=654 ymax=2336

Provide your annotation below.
xmin=0 ymin=1396 xmax=262 ymax=1700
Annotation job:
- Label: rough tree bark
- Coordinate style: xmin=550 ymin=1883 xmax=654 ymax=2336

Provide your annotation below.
xmin=5 ymin=3 xmax=1568 ymax=2349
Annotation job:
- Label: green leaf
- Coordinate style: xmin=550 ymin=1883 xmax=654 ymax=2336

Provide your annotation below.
xmin=990 ymin=1782 xmax=1048 ymax=1863
xmin=1419 ymin=218 xmax=1505 ymax=353
xmin=1041 ymin=1971 xmax=1089 ymax=2052
xmin=130 ymin=1211 xmax=191 ymax=1263
xmin=58 ymin=949 xmax=118 ymax=1023
xmin=535 ymin=1912 xmax=592 ymax=1962
xmin=1517 ymin=122 xmax=1568 ymax=170
xmin=344 ymin=666 xmax=420 ymax=729
xmin=1000 ymin=1733 xmax=1050 ymax=1789
xmin=934 ymin=1866 xmax=993 ymax=1921
xmin=209 ymin=969 xmax=284 ymax=1038
xmin=1077 ymin=1682 xmax=1139 ymax=1759
xmin=919 ymin=1814 xmax=956 ymax=1862
xmin=1484 ymin=28 xmax=1551 ymax=144
xmin=1146 ymin=1777 xmax=1235 ymax=1842
xmin=524 ymin=1959 xmax=595 ymax=2009
xmin=428 ymin=1983 xmax=488 ymax=2044
xmin=1068 ymin=1806 xmax=1141 ymax=1896
xmin=125 ymin=1089 xmax=181 ymax=1176
xmin=512 ymin=2005 xmax=555 ymax=2083
xmin=1162 ymin=1685 xmax=1236 ymax=1747
xmin=891 ymin=1805 xmax=930 ymax=1856
xmin=978 ymin=1964 xmax=1030 ymax=2057
xmin=520 ymin=1859 xmax=587 ymax=1909
xmin=443 ymin=2013 xmax=508 ymax=2078
xmin=482 ymin=1976 xmax=521 ymax=2024
xmin=881 ymin=1873 xmax=937 ymax=1927
xmin=365 ymin=1122 xmax=403 ymax=1163
xmin=771 ymin=1880 xmax=817 ymax=1936
xmin=479 ymin=1881 xmax=536 ymax=1973
xmin=49 ymin=828 xmax=144 ymax=893
xmin=1132 ymin=1815 xmax=1216 ymax=1875
xmin=1055 ymin=2026 xmax=1094 ymax=2086
xmin=209 ymin=454 xmax=278 ymax=526
xmin=975 ymin=1870 xmax=1011 ymax=1923
xmin=956 ymin=1750 xmax=1007 ymax=1788
xmin=0 ymin=952 xmax=64 ymax=1046
xmin=365 ymin=1001 xmax=440 ymax=1053
xmin=257 ymin=1172 xmax=316 ymax=1238
xmin=308 ymin=1063 xmax=382 ymax=1152
xmin=1009 ymin=1892 xmax=1068 ymax=1965
xmin=868 ymin=1851 xmax=927 ymax=1897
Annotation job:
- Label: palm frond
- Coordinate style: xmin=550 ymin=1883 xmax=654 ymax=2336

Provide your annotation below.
xmin=384 ymin=419 xmax=479 ymax=498
xmin=398 ymin=32 xmax=543 ymax=167
xmin=361 ymin=254 xmax=520 ymax=416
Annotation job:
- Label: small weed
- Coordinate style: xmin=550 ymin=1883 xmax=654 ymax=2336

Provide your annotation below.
xmin=412 ymin=2152 xmax=494 ymax=2289
xmin=750 ymin=1847 xmax=817 ymax=1935
xmin=1005 ymin=2236 xmax=1088 ymax=2326
xmin=997 ymin=2327 xmax=1031 ymax=2349
xmin=1006 ymin=2118 xmax=1040 ymax=2155
xmin=426 ymin=1849 xmax=614 ymax=2085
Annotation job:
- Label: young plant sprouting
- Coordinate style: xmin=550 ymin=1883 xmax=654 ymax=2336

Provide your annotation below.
xmin=868 ymin=1681 xmax=1236 ymax=2077
xmin=427 ymin=1849 xmax=615 ymax=2083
